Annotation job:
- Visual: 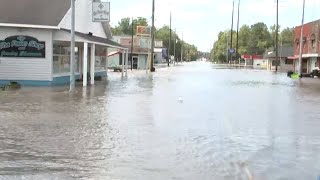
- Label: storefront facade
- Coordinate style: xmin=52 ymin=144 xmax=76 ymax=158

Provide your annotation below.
xmin=294 ymin=19 xmax=320 ymax=74
xmin=0 ymin=0 xmax=126 ymax=86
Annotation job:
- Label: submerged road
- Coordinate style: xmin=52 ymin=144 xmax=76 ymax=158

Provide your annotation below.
xmin=0 ymin=62 xmax=320 ymax=179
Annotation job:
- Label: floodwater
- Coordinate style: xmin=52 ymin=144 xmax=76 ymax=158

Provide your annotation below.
xmin=0 ymin=62 xmax=320 ymax=180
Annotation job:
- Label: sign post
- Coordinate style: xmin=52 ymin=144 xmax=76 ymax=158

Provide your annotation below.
xmin=70 ymin=0 xmax=75 ymax=91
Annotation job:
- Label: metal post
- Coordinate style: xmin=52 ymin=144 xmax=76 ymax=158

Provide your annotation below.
xmin=105 ymin=47 xmax=108 ymax=77
xmin=83 ymin=42 xmax=88 ymax=87
xmin=168 ymin=11 xmax=171 ymax=67
xmin=236 ymin=0 xmax=240 ymax=67
xmin=150 ymin=0 xmax=156 ymax=72
xmin=226 ymin=35 xmax=229 ymax=64
xmin=230 ymin=1 xmax=234 ymax=62
xmin=125 ymin=49 xmax=129 ymax=76
xmin=181 ymin=32 xmax=183 ymax=63
xmin=275 ymin=0 xmax=279 ymax=72
xmin=70 ymin=0 xmax=75 ymax=91
xmin=131 ymin=17 xmax=134 ymax=71
xmin=298 ymin=0 xmax=305 ymax=76
xmin=174 ymin=29 xmax=176 ymax=65
xmin=121 ymin=51 xmax=125 ymax=76
xmin=90 ymin=44 xmax=95 ymax=85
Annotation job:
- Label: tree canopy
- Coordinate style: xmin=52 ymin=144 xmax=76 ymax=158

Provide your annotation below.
xmin=111 ymin=17 xmax=199 ymax=61
xmin=210 ymin=22 xmax=294 ymax=63
xmin=111 ymin=17 xmax=148 ymax=36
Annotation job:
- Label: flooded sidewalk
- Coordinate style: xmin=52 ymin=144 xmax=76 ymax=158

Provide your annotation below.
xmin=0 ymin=62 xmax=320 ymax=180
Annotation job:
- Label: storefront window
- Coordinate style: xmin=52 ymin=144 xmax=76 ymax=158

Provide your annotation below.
xmin=95 ymin=56 xmax=106 ymax=71
xmin=53 ymin=43 xmax=79 ymax=74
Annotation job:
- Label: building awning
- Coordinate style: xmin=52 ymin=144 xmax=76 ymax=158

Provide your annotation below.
xmin=302 ymin=53 xmax=320 ymax=58
xmin=60 ymin=29 xmax=127 ymax=50
xmin=154 ymin=48 xmax=163 ymax=53
xmin=288 ymin=54 xmax=320 ymax=59
xmin=288 ymin=55 xmax=299 ymax=60
xmin=107 ymin=51 xmax=121 ymax=57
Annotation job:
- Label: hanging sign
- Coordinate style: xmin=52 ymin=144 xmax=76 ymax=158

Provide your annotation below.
xmin=92 ymin=2 xmax=110 ymax=22
xmin=136 ymin=26 xmax=151 ymax=36
xmin=0 ymin=35 xmax=45 ymax=58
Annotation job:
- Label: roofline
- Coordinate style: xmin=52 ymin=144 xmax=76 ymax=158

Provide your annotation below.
xmin=0 ymin=23 xmax=59 ymax=29
xmin=87 ymin=41 xmax=128 ymax=50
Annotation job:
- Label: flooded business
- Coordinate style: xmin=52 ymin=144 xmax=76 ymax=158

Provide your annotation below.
xmin=0 ymin=62 xmax=320 ymax=180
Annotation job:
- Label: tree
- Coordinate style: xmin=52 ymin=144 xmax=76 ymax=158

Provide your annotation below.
xmin=280 ymin=27 xmax=294 ymax=46
xmin=238 ymin=25 xmax=251 ymax=54
xmin=211 ymin=22 xmax=294 ymax=62
xmin=110 ymin=18 xmax=200 ymax=60
xmin=111 ymin=17 xmax=149 ymax=36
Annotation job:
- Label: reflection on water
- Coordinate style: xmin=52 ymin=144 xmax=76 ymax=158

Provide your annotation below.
xmin=0 ymin=62 xmax=320 ymax=180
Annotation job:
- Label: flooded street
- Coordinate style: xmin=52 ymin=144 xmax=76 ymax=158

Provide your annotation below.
xmin=0 ymin=62 xmax=320 ymax=180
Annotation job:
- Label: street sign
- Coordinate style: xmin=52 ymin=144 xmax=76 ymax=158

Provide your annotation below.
xmin=154 ymin=40 xmax=163 ymax=47
xmin=228 ymin=48 xmax=235 ymax=54
xmin=92 ymin=2 xmax=110 ymax=22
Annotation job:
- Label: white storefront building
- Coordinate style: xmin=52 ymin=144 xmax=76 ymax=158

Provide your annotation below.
xmin=0 ymin=0 xmax=127 ymax=86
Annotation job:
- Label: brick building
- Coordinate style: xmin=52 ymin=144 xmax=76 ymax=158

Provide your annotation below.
xmin=293 ymin=19 xmax=320 ymax=73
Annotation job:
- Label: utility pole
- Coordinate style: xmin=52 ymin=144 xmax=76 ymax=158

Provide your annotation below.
xmin=226 ymin=35 xmax=229 ymax=64
xmin=150 ymin=0 xmax=156 ymax=72
xmin=174 ymin=28 xmax=176 ymax=65
xmin=181 ymin=32 xmax=183 ymax=63
xmin=168 ymin=11 xmax=172 ymax=67
xmin=275 ymin=0 xmax=279 ymax=72
xmin=230 ymin=0 xmax=235 ymax=63
xmin=236 ymin=0 xmax=240 ymax=66
xmin=131 ymin=17 xmax=134 ymax=71
xmin=69 ymin=0 xmax=75 ymax=91
xmin=298 ymin=0 xmax=306 ymax=77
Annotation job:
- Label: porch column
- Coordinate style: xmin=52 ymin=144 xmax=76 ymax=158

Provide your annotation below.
xmin=121 ymin=51 xmax=125 ymax=77
xmin=79 ymin=47 xmax=83 ymax=77
xmin=90 ymin=43 xmax=95 ymax=85
xmin=105 ymin=47 xmax=108 ymax=77
xmin=125 ymin=49 xmax=129 ymax=76
xmin=83 ymin=42 xmax=88 ymax=87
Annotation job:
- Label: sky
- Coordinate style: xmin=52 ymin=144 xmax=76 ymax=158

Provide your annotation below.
xmin=107 ymin=0 xmax=320 ymax=52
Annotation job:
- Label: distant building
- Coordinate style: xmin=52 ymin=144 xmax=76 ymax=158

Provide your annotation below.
xmin=107 ymin=36 xmax=150 ymax=70
xmin=293 ymin=19 xmax=320 ymax=73
xmin=263 ymin=46 xmax=294 ymax=72
xmin=108 ymin=36 xmax=166 ymax=69
xmin=241 ymin=54 xmax=267 ymax=69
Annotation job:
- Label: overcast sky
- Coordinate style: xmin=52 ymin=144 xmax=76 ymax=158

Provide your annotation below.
xmin=108 ymin=0 xmax=320 ymax=52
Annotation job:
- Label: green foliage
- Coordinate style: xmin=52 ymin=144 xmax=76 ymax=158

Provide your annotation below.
xmin=111 ymin=18 xmax=199 ymax=61
xmin=280 ymin=27 xmax=294 ymax=46
xmin=111 ymin=17 xmax=148 ymax=36
xmin=211 ymin=22 xmax=294 ymax=63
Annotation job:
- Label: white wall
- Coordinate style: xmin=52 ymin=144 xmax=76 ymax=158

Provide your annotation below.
xmin=0 ymin=27 xmax=52 ymax=81
xmin=253 ymin=59 xmax=267 ymax=69
xmin=138 ymin=54 xmax=147 ymax=69
xmin=310 ymin=57 xmax=317 ymax=70
xmin=59 ymin=0 xmax=107 ymax=38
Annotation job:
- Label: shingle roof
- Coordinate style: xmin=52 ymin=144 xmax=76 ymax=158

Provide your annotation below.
xmin=61 ymin=29 xmax=126 ymax=49
xmin=0 ymin=0 xmax=70 ymax=26
xmin=263 ymin=46 xmax=294 ymax=59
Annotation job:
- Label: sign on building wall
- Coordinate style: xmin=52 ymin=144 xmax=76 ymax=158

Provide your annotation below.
xmin=120 ymin=37 xmax=140 ymax=47
xmin=155 ymin=40 xmax=163 ymax=47
xmin=92 ymin=2 xmax=110 ymax=22
xmin=136 ymin=26 xmax=151 ymax=36
xmin=0 ymin=36 xmax=45 ymax=58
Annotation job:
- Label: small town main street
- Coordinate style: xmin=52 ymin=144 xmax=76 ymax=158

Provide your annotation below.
xmin=0 ymin=62 xmax=320 ymax=179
